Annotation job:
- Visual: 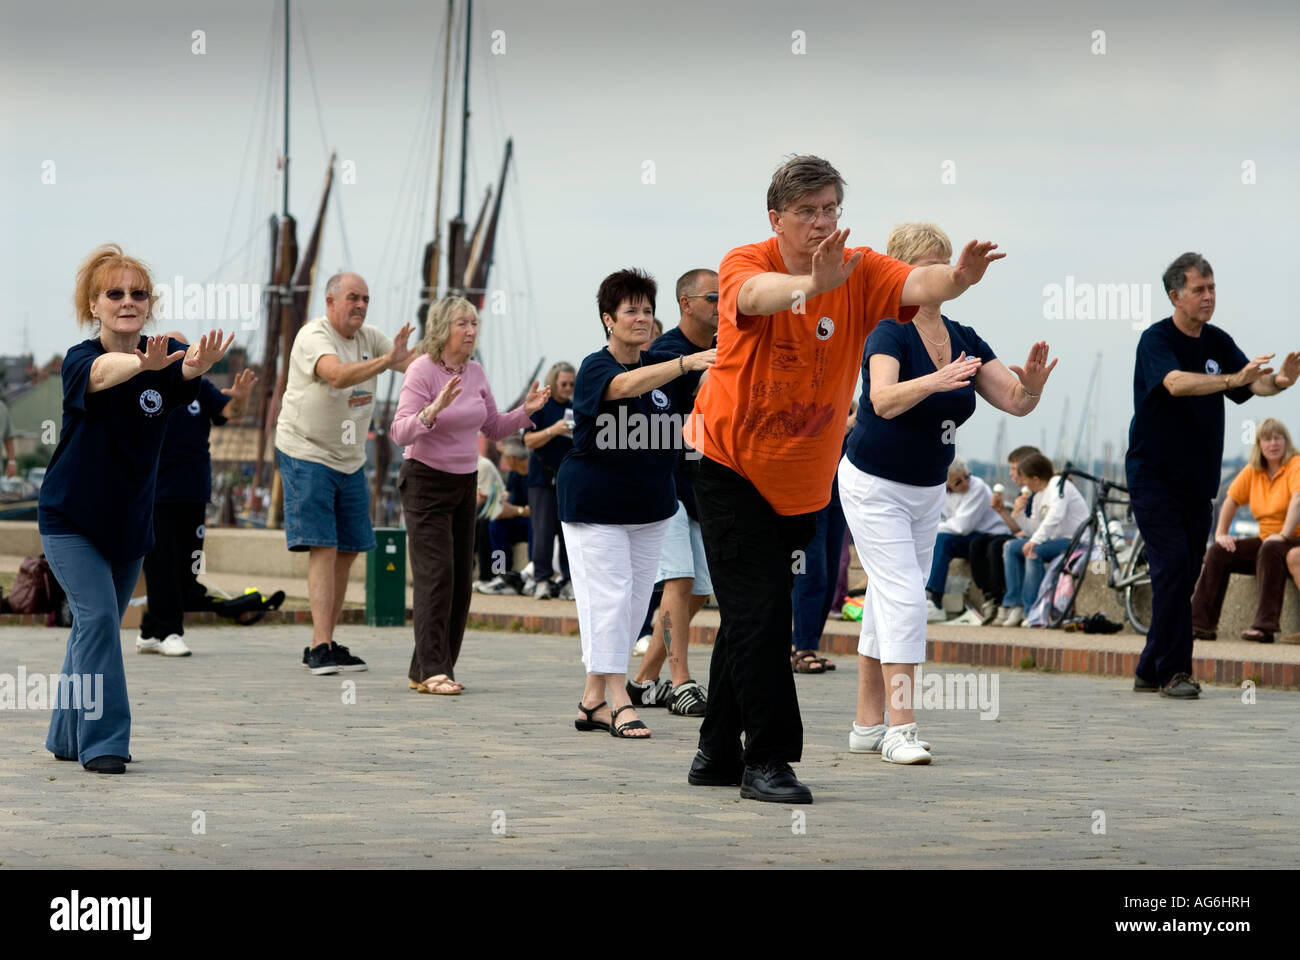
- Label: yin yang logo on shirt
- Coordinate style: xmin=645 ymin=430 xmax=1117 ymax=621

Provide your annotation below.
xmin=196 ymin=524 xmax=205 ymax=539
xmin=650 ymin=388 xmax=670 ymax=410
xmin=187 ymin=399 xmax=201 ymax=415
xmin=139 ymin=389 xmax=164 ymax=416
xmin=816 ymin=317 xmax=835 ymax=341
xmin=1205 ymin=359 xmax=1221 ymax=375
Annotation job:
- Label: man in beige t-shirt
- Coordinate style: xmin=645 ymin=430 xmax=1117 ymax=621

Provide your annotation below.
xmin=275 ymin=272 xmax=414 ymax=676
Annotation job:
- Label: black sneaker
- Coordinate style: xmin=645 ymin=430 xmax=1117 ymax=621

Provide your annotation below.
xmin=305 ymin=643 xmax=340 ymax=676
xmin=331 ymin=642 xmax=367 ymax=672
xmin=627 ymin=678 xmax=670 ymax=707
xmin=669 ymin=680 xmax=708 ymax=717
xmin=83 ymin=755 xmax=127 ymax=775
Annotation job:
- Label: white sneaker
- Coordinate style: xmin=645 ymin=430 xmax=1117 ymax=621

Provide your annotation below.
xmin=949 ymin=607 xmax=985 ymax=626
xmin=925 ymin=601 xmax=948 ymax=623
xmin=980 ymin=598 xmax=999 ymax=624
xmin=849 ymin=722 xmax=932 ymax=754
xmin=159 ymin=635 xmax=192 ymax=657
xmin=136 ymin=635 xmax=161 ymax=654
xmin=632 ymin=635 xmax=651 ymax=656
xmin=533 ymin=579 xmax=551 ymax=600
xmin=880 ymin=722 xmax=933 ymax=764
xmin=1001 ymin=606 xmax=1024 ymax=628
xmin=559 ymin=581 xmax=574 ymax=601
xmin=992 ymin=606 xmax=1010 ymax=625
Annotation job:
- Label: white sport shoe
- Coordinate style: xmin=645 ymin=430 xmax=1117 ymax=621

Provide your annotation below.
xmin=992 ymin=606 xmax=1010 ymax=625
xmin=849 ymin=722 xmax=932 ymax=754
xmin=137 ymin=634 xmax=191 ymax=656
xmin=925 ymin=601 xmax=948 ymax=623
xmin=1001 ymin=606 xmax=1024 ymax=628
xmin=159 ymin=635 xmax=192 ymax=656
xmin=533 ymin=579 xmax=552 ymax=600
xmin=949 ymin=607 xmax=985 ymax=626
xmin=879 ymin=722 xmax=933 ymax=764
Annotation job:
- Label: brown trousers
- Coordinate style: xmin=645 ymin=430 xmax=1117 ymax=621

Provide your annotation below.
xmin=398 ymin=458 xmax=477 ymax=683
xmin=1191 ymin=535 xmax=1300 ymax=634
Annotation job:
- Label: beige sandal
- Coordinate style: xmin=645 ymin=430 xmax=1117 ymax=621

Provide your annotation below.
xmin=410 ymin=675 xmax=462 ymax=695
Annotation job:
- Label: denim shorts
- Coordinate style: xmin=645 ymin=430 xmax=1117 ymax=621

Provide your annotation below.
xmin=277 ymin=450 xmax=376 ymax=553
xmin=656 ymin=501 xmax=713 ymax=595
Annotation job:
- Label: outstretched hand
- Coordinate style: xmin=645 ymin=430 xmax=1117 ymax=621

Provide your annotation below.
xmin=1229 ymin=353 xmax=1275 ymax=390
xmin=136 ymin=335 xmax=186 ymax=372
xmin=953 ymin=239 xmax=1005 ymax=288
xmin=1273 ymin=350 xmax=1300 ymax=390
xmin=389 ymin=322 xmax=416 ymax=368
xmin=810 ymin=228 xmax=863 ymax=296
xmin=221 ymin=368 xmax=258 ymax=402
xmin=523 ymin=380 xmax=551 ymax=415
xmin=185 ymin=329 xmax=235 ymax=371
xmin=1009 ymin=341 xmax=1058 ymax=396
xmin=931 ymin=351 xmax=982 ymax=391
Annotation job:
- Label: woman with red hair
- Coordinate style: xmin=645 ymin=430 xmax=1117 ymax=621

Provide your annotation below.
xmin=39 ymin=245 xmax=232 ymax=773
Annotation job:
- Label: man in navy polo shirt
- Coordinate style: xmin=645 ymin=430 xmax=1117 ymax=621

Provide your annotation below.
xmin=1127 ymin=252 xmax=1299 ymax=698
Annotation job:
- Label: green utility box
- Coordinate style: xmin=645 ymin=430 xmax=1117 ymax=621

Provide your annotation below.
xmin=366 ymin=527 xmax=407 ymax=626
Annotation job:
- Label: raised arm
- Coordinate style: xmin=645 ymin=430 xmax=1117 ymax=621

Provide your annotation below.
xmin=88 ymin=335 xmax=185 ymax=393
xmin=900 ymin=240 xmax=1004 ymax=306
xmin=737 ymin=229 xmax=862 ymax=316
xmin=1164 ymin=353 xmax=1272 ymax=397
xmin=524 ymin=417 xmax=571 ymax=450
xmin=868 ymin=352 xmax=982 ymax=420
xmin=316 ymin=322 xmax=416 ymax=390
xmin=604 ymin=350 xmax=715 ymax=401
xmin=974 ymin=342 xmax=1055 ymax=416
xmin=1251 ymin=350 xmax=1298 ymax=396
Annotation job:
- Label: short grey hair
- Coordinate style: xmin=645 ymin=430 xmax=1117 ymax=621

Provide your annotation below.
xmin=1162 ymin=253 xmax=1213 ymax=296
xmin=766 ymin=155 xmax=845 ymax=214
xmin=947 ymin=456 xmax=969 ymax=480
xmin=501 ymin=435 xmax=528 ymax=459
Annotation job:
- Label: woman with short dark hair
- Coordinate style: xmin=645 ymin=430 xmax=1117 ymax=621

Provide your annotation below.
xmin=561 ymin=269 xmax=714 ymax=739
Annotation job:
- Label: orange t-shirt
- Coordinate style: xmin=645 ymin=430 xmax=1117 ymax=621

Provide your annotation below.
xmin=685 ymin=236 xmax=915 ymax=515
xmin=1226 ymin=456 xmax=1300 ymax=537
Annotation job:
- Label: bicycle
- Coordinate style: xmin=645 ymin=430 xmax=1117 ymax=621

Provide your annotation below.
xmin=1039 ymin=463 xmax=1152 ymax=632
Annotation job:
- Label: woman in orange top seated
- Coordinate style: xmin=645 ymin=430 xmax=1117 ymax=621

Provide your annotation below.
xmin=1191 ymin=418 xmax=1300 ymax=642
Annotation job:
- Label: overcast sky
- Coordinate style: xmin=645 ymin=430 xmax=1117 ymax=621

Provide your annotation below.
xmin=3 ymin=0 xmax=1298 ymax=470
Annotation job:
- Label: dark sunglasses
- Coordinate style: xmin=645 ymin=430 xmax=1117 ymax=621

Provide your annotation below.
xmin=104 ymin=288 xmax=151 ymax=302
xmin=684 ymin=293 xmax=719 ymax=303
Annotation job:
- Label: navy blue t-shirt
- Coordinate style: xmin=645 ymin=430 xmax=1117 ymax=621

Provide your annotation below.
xmin=503 ymin=468 xmax=528 ymax=511
xmin=525 ymin=397 xmax=573 ymax=488
xmin=846 ymin=316 xmax=996 ymax=487
xmin=39 ymin=336 xmax=201 ymax=561
xmin=557 ymin=347 xmax=680 ymax=525
xmin=1125 ymin=317 xmax=1251 ymax=499
xmin=155 ymin=377 xmax=228 ymax=504
xmin=651 ymin=325 xmax=710 ymax=520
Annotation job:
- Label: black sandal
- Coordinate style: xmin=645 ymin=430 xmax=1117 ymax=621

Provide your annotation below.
xmin=792 ymin=650 xmax=826 ymax=674
xmin=609 ymin=704 xmax=651 ymax=739
xmin=575 ymin=700 xmax=611 ymax=733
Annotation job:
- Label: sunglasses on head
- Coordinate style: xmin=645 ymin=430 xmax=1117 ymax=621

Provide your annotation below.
xmin=104 ymin=288 xmax=150 ymax=302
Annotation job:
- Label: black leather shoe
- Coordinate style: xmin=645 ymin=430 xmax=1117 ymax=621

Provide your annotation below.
xmin=1159 ymin=673 xmax=1200 ymax=699
xmin=1133 ymin=674 xmax=1160 ymax=692
xmin=83 ymin=755 xmax=127 ymax=774
xmin=687 ymin=749 xmax=743 ymax=786
xmin=739 ymin=761 xmax=812 ymax=804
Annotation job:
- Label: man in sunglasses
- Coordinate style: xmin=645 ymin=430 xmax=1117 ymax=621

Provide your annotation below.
xmin=683 ymin=155 xmax=1003 ymax=803
xmin=628 ymin=268 xmax=719 ymax=717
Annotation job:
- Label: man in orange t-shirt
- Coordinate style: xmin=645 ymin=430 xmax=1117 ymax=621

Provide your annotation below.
xmin=684 ymin=155 xmax=1004 ymax=804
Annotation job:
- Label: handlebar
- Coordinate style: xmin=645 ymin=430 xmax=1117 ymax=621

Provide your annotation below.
xmin=1059 ymin=461 xmax=1128 ymax=495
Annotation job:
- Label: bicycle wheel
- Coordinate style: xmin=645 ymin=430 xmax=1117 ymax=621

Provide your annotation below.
xmin=1123 ymin=534 xmax=1152 ymax=634
xmin=1045 ymin=517 xmax=1097 ymax=628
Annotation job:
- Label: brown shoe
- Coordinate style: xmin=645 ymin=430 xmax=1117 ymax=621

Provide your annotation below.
xmin=1192 ymin=628 xmax=1216 ymax=640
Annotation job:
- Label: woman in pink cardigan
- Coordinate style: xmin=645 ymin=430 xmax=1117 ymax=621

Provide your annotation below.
xmin=391 ymin=297 xmax=549 ymax=694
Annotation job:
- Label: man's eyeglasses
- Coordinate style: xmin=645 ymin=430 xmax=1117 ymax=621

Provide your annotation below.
xmin=786 ymin=204 xmax=843 ymax=224
xmin=683 ymin=293 xmax=719 ymax=303
xmin=104 ymin=289 xmax=151 ymax=302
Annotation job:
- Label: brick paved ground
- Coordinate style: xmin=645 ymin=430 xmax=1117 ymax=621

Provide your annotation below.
xmin=2 ymin=621 xmax=1297 ymax=869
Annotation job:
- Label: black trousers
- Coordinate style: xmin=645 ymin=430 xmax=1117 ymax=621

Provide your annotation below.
xmin=694 ymin=456 xmax=816 ymax=767
xmin=970 ymin=532 xmax=1015 ymax=602
xmin=527 ymin=484 xmax=569 ymax=580
xmin=1130 ymin=475 xmax=1212 ymax=685
xmin=141 ymin=500 xmax=211 ymax=639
